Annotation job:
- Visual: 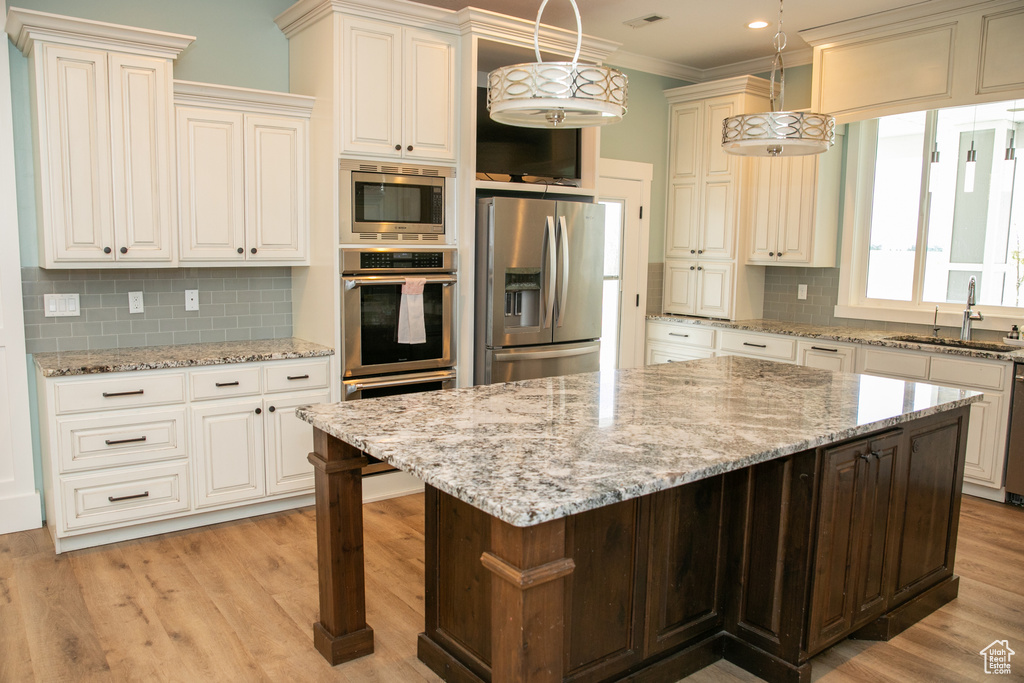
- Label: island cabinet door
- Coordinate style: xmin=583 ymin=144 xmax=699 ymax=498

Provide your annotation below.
xmin=885 ymin=413 xmax=966 ymax=608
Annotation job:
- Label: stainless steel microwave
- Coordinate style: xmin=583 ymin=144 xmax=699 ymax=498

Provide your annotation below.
xmin=339 ymin=160 xmax=453 ymax=237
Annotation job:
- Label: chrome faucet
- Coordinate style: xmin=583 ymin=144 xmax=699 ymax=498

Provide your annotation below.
xmin=961 ymin=277 xmax=983 ymax=340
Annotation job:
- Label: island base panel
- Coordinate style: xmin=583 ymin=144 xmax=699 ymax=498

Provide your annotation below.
xmin=850 ymin=575 xmax=960 ymax=642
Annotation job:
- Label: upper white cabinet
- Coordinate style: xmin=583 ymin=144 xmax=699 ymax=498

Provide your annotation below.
xmin=174 ymin=82 xmax=313 ymax=265
xmin=662 ymin=77 xmax=770 ymax=320
xmin=745 ymin=131 xmax=843 ymax=267
xmin=6 ymin=9 xmax=194 ymax=268
xmin=341 ymin=17 xmax=456 ymax=163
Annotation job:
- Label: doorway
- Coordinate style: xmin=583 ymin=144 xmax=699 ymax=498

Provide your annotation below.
xmin=598 ymin=159 xmax=653 ymax=371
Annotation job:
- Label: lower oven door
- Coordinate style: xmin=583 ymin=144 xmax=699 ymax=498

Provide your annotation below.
xmin=342 ymin=369 xmax=457 ymax=401
xmin=342 ymin=274 xmax=456 ymax=376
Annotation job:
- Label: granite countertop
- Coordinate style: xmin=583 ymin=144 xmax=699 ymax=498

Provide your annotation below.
xmin=297 ymin=356 xmax=981 ymax=527
xmin=647 ymin=315 xmax=1024 ymax=361
xmin=33 ymin=338 xmax=334 ymax=377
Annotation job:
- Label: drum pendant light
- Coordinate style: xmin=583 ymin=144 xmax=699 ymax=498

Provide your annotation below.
xmin=722 ymin=0 xmax=835 ymax=156
xmin=487 ymin=0 xmax=628 ymax=128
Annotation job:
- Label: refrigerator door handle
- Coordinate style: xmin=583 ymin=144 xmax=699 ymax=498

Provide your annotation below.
xmin=544 ymin=216 xmax=556 ymax=329
xmin=493 ymin=345 xmax=598 ymax=362
xmin=557 ymin=215 xmax=569 ymax=327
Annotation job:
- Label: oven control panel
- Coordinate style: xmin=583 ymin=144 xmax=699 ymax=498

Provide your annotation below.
xmin=342 ymin=247 xmax=457 ymax=274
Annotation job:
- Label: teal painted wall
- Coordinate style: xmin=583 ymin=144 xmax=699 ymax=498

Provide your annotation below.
xmin=600 ymin=67 xmax=691 ymax=263
xmin=753 ymin=63 xmax=812 ymax=110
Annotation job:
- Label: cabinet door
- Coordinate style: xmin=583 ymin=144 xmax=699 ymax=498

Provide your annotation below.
xmin=695 ymin=263 xmax=732 ymax=319
xmin=852 ymin=434 xmax=898 ymax=625
xmin=38 ymin=44 xmax=114 ymax=264
xmin=176 ymin=107 xmax=246 ymax=261
xmin=746 ymin=157 xmax=780 ymax=263
xmin=775 ymin=155 xmax=816 ymax=264
xmin=108 ymin=53 xmax=174 ymax=263
xmin=669 ymin=104 xmax=701 ymax=179
xmin=663 ymin=261 xmax=697 ymax=315
xmin=666 ymin=182 xmax=699 ymax=258
xmin=264 ymin=392 xmax=328 ymax=496
xmin=245 ymin=115 xmax=308 ymax=262
xmin=645 ymin=343 xmax=714 ymax=365
xmin=962 ymin=394 xmax=1005 ymax=487
xmin=342 ymin=17 xmax=402 ymax=158
xmin=699 ymin=182 xmax=734 ymax=259
xmin=191 ymin=400 xmax=265 ymax=508
xmin=702 ymin=97 xmax=737 ymax=180
xmin=403 ymin=29 xmax=456 ymax=162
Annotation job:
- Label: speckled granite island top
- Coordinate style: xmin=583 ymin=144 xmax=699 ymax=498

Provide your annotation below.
xmin=33 ymin=338 xmax=333 ymax=377
xmin=297 ymin=356 xmax=981 ymax=527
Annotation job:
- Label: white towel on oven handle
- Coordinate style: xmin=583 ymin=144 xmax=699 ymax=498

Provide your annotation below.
xmin=397 ymin=277 xmax=427 ymax=344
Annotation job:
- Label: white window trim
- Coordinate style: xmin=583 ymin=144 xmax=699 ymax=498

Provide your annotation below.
xmin=837 ymin=118 xmax=1024 ymax=332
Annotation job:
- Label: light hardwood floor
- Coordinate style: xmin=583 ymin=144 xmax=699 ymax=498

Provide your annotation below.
xmin=1 ymin=494 xmax=1021 ymax=682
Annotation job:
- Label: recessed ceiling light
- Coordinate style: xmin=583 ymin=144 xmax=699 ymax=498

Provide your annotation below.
xmin=748 ymin=20 xmax=769 ymax=29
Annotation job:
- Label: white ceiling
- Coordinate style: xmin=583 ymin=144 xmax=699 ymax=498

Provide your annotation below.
xmin=413 ymin=0 xmax=931 ymax=73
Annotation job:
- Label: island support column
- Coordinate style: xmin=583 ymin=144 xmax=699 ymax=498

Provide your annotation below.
xmin=308 ymin=429 xmax=374 ymax=664
xmin=481 ymin=516 xmax=575 ymax=682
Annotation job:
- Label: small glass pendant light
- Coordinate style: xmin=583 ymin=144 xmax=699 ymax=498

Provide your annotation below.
xmin=964 ymin=108 xmax=978 ymax=193
xmin=722 ymin=0 xmax=835 ymax=157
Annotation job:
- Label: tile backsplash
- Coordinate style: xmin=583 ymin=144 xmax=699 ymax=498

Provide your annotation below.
xmin=21 ymin=267 xmax=292 ymax=355
xmin=646 ymin=262 xmax=664 ymax=316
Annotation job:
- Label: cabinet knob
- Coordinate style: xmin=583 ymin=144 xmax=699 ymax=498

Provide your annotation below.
xmin=251 ymin=248 xmax=257 ymax=254
xmin=769 ymin=251 xmax=775 ymax=257
xmin=690 ymin=266 xmax=695 ymax=270
xmin=690 ymin=250 xmax=696 ymax=254
xmin=859 ymin=453 xmax=871 ymax=461
xmin=698 ymin=250 xmax=703 ymax=254
xmin=103 ymin=247 xmax=112 ymax=254
xmin=255 ymin=408 xmax=262 ymax=415
xmin=237 ymin=247 xmax=244 ymax=254
xmin=407 ymin=145 xmax=413 ymax=152
xmin=697 ymin=266 xmax=703 ymax=271
xmin=269 ymin=406 xmax=276 ymax=413
xmin=120 ymin=247 xmax=128 ymax=254
xmin=395 ymin=144 xmax=402 ymax=151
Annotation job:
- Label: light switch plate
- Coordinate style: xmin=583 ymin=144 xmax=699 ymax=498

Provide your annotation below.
xmin=797 ymin=284 xmax=808 ymax=300
xmin=184 ymin=289 xmax=199 ymax=312
xmin=128 ymin=291 xmax=144 ymax=314
xmin=43 ymin=293 xmax=81 ymax=317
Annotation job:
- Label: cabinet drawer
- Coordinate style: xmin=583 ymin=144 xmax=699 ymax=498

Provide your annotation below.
xmin=928 ymin=356 xmax=1007 ymax=391
xmin=861 ymin=348 xmax=929 ymax=380
xmin=646 ymin=322 xmax=716 ymax=349
xmin=719 ymin=331 xmax=796 ymax=360
xmin=647 ymin=344 xmax=715 ymax=365
xmin=54 ymin=373 xmax=186 ymax=415
xmin=264 ymin=359 xmax=330 ymax=394
xmin=60 ymin=462 xmax=190 ymax=531
xmin=190 ymin=366 xmax=261 ymax=400
xmin=57 ymin=408 xmax=187 ymax=473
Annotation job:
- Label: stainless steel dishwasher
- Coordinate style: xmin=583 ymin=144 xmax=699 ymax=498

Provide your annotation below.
xmin=1006 ymin=362 xmax=1024 ymax=501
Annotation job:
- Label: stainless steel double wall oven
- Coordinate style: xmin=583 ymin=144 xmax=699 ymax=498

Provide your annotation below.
xmin=340 ymin=247 xmax=457 ymax=400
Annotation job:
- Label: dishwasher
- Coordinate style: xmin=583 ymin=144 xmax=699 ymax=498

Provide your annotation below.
xmin=1007 ymin=362 xmax=1024 ymax=503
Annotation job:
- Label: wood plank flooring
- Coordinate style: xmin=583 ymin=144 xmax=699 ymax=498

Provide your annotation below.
xmin=1 ymin=494 xmax=1021 ymax=682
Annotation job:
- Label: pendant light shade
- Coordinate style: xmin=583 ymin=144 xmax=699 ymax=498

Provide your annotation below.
xmin=486 ymin=0 xmax=628 ymax=128
xmin=722 ymin=0 xmax=834 ymax=157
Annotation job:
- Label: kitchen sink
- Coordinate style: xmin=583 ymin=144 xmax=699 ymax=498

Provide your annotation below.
xmin=885 ymin=334 xmax=1019 ymax=353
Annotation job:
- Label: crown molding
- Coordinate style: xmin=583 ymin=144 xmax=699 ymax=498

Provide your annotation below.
xmin=173 ymin=80 xmax=315 ymax=116
xmin=664 ymin=75 xmax=771 ymax=104
xmin=606 ymin=46 xmax=811 ymax=83
xmin=5 ymin=7 xmax=194 ymax=58
xmin=700 ymin=48 xmax=812 ymax=81
xmin=456 ymin=7 xmax=620 ymax=64
xmin=605 ymin=51 xmax=701 ymax=82
xmin=275 ymin=0 xmax=458 ymax=38
xmin=799 ymin=0 xmax=1021 ymax=45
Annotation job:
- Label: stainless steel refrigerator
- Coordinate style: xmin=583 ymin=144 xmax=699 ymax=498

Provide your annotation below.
xmin=474 ymin=196 xmax=605 ymax=384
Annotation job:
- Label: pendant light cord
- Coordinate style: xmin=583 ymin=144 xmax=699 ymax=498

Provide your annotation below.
xmin=533 ymin=0 xmax=582 ymax=64
xmin=769 ymin=0 xmax=787 ymax=112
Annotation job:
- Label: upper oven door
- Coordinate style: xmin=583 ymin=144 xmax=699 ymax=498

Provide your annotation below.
xmin=351 ymin=172 xmax=444 ymax=234
xmin=342 ymin=274 xmax=457 ymax=377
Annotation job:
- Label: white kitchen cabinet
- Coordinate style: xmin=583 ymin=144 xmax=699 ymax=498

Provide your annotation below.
xmin=175 ymin=82 xmax=313 ymax=265
xmin=36 ymin=355 xmax=332 ymax=552
xmin=796 ymin=340 xmax=856 ymax=372
xmin=745 ymin=135 xmax=842 ymax=267
xmin=341 ymin=17 xmax=456 ymax=162
xmin=644 ymin=320 xmax=716 ymax=365
xmin=664 ymin=261 xmax=733 ymax=318
xmin=6 ymin=10 xmax=192 ymax=268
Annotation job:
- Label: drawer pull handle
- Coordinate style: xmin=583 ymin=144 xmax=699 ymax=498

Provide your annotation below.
xmin=108 ymin=491 xmax=149 ymax=503
xmin=811 ymin=346 xmax=838 ymax=353
xmin=102 ymin=389 xmax=144 ymax=398
xmin=105 ymin=436 xmax=148 ymax=446
xmin=286 ymin=374 xmax=310 ymax=380
xmin=215 ymin=381 xmax=240 ymax=387
xmin=668 ymin=333 xmax=689 ymax=338
xmin=742 ymin=342 xmax=767 ymax=348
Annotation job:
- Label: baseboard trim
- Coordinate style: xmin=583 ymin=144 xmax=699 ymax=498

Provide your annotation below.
xmin=0 ymin=490 xmax=42 ymax=534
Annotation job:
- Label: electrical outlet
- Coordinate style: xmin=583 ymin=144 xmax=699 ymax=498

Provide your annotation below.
xmin=43 ymin=293 xmax=81 ymax=317
xmin=128 ymin=291 xmax=144 ymax=314
xmin=797 ymin=284 xmax=808 ymax=300
xmin=184 ymin=289 xmax=199 ymax=312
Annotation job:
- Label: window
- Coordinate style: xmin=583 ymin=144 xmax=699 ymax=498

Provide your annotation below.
xmin=840 ymin=99 xmax=1024 ymax=325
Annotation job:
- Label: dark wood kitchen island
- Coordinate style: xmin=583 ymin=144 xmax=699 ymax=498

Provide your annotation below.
xmin=297 ymin=356 xmax=981 ymax=683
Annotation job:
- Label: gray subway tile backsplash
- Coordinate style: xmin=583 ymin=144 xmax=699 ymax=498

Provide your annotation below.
xmin=21 ymin=266 xmax=293 ymax=355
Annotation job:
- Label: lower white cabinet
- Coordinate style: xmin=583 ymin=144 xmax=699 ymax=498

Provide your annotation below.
xmin=796 ymin=340 xmax=856 ymax=372
xmin=36 ymin=356 xmax=332 ymax=552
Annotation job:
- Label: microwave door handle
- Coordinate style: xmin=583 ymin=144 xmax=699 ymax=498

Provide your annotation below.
xmin=544 ymin=216 xmax=556 ymax=329
xmin=558 ymin=215 xmax=569 ymax=327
